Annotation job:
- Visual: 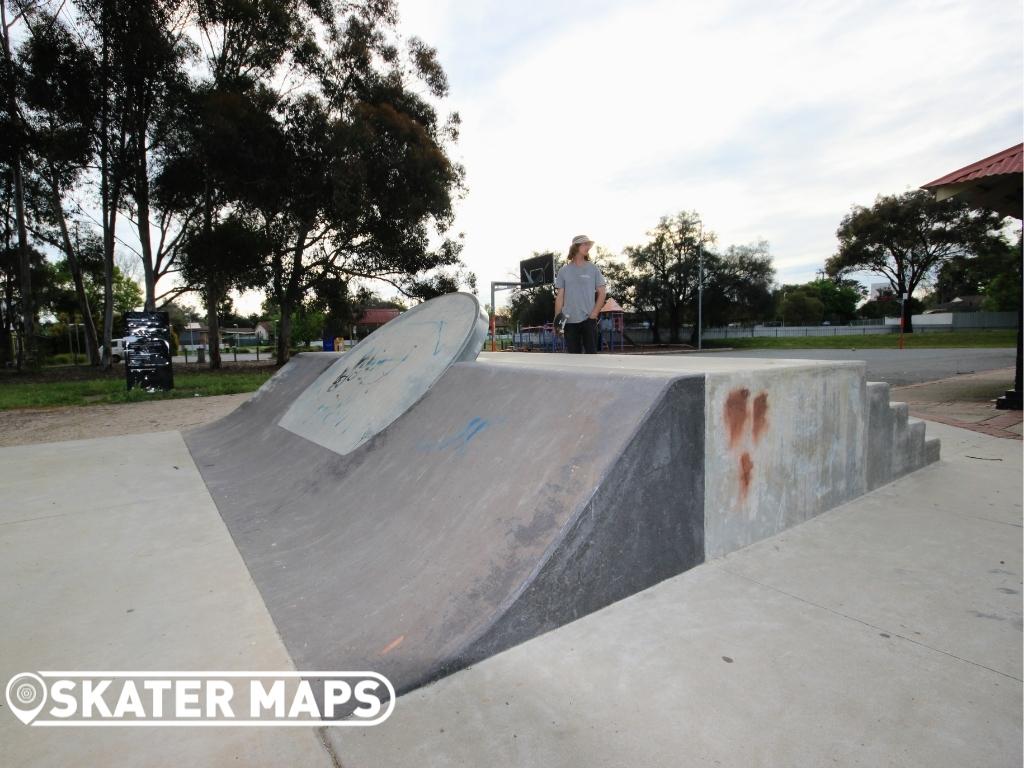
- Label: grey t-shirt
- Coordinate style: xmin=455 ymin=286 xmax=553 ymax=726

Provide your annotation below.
xmin=555 ymin=261 xmax=606 ymax=323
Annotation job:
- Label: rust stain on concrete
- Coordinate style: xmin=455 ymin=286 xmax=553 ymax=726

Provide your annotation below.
xmin=724 ymin=388 xmax=750 ymax=448
xmin=739 ymin=452 xmax=754 ymax=498
xmin=752 ymin=392 xmax=769 ymax=443
xmin=379 ymin=635 xmax=405 ymax=656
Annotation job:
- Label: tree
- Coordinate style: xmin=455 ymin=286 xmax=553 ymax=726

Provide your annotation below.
xmin=253 ymin=15 xmax=465 ymax=364
xmin=932 ymin=233 xmax=1021 ymax=311
xmin=826 ymin=190 xmax=1007 ymax=332
xmin=290 ymin=306 xmax=324 ymax=347
xmin=856 ymin=288 xmax=924 ymax=321
xmin=781 ymin=291 xmax=824 ymax=325
xmin=178 ymin=214 xmax=267 ymax=368
xmin=508 ymin=285 xmax=555 ymax=328
xmin=36 ymin=231 xmax=141 ymax=329
xmin=608 ymin=212 xmax=712 ymax=344
xmin=505 ymin=251 xmax=558 ymax=328
xmin=701 ymin=241 xmax=776 ymax=330
xmin=115 ymin=0 xmax=191 ymax=310
xmin=17 ymin=10 xmax=103 ymax=363
xmin=156 ymin=2 xmax=466 ymax=365
xmin=1 ymin=0 xmax=37 ymax=367
xmin=606 ymin=216 xmax=774 ymax=344
xmin=774 ymin=278 xmax=863 ymax=325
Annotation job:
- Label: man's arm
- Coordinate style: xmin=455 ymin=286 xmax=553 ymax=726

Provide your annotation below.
xmin=554 ymin=287 xmax=565 ymax=319
xmin=589 ymin=285 xmax=607 ymax=319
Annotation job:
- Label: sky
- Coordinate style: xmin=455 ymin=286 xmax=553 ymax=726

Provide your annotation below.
xmin=369 ymin=0 xmax=1022 ymax=312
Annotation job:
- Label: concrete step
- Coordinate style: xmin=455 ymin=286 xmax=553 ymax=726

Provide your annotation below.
xmin=866 ymin=391 xmax=939 ymax=491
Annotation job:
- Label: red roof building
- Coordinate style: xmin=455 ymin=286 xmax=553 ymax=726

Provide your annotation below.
xmin=921 ymin=143 xmax=1022 ymax=219
xmin=358 ymin=308 xmax=401 ymax=326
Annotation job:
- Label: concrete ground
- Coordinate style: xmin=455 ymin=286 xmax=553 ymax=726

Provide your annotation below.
xmin=326 ymin=420 xmax=1022 ymax=767
xmin=0 ymin=421 xmax=1019 ymax=765
xmin=0 ymin=432 xmax=337 ymax=767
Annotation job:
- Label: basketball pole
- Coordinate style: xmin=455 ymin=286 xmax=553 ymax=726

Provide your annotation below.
xmin=490 ymin=281 xmax=528 ymax=352
xmin=490 ymin=256 xmax=554 ymax=353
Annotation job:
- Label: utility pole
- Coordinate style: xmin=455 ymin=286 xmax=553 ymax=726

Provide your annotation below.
xmin=697 ymin=218 xmax=704 ymax=351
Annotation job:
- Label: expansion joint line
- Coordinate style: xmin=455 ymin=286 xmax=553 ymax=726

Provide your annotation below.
xmin=720 ymin=566 xmax=1022 ymax=683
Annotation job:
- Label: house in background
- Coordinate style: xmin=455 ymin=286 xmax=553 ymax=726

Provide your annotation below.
xmin=222 ymin=327 xmax=258 ymax=347
xmin=255 ymin=321 xmax=275 ymax=341
xmin=924 ymin=295 xmax=986 ymax=314
xmin=180 ymin=322 xmax=264 ymax=349
xmin=355 ymin=308 xmax=402 ymax=338
xmin=180 ymin=322 xmax=209 ymax=348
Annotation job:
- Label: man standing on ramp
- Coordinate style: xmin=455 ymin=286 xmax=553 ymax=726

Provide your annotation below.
xmin=554 ymin=235 xmax=607 ymax=354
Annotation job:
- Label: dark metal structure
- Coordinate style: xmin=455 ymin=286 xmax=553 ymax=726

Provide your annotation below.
xmin=124 ymin=311 xmax=173 ymax=392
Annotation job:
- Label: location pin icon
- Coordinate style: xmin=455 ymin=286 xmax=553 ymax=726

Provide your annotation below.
xmin=5 ymin=673 xmax=47 ymax=725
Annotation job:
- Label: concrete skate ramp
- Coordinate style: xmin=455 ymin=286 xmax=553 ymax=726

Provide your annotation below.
xmin=186 ymin=293 xmax=940 ymax=697
xmin=186 ymin=354 xmax=705 ymax=695
xmin=279 ymin=292 xmax=489 ymax=455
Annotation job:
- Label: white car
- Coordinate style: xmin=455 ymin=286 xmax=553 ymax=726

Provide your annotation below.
xmin=103 ymin=338 xmax=128 ymax=362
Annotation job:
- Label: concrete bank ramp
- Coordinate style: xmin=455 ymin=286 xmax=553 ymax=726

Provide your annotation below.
xmin=187 ymin=354 xmax=705 ymax=695
xmin=185 ymin=293 xmax=940 ymax=697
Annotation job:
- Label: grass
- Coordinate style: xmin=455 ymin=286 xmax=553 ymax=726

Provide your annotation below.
xmin=702 ymin=329 xmax=1017 ymax=350
xmin=0 ymin=367 xmax=274 ymax=411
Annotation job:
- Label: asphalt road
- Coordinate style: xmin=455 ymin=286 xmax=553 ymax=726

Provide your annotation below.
xmin=690 ymin=347 xmax=1017 ymax=386
xmin=169 ymin=347 xmax=1018 ymax=386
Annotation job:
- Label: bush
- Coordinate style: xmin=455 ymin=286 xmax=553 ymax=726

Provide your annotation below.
xmin=46 ymin=352 xmax=90 ymax=365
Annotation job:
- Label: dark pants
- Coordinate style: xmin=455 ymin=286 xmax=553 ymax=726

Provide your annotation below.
xmin=564 ymin=319 xmax=598 ymax=354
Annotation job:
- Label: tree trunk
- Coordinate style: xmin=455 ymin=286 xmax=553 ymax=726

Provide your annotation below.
xmin=649 ymin=309 xmax=661 ymax=344
xmin=668 ymin=303 xmax=681 ymax=344
xmin=2 ymin=1 xmax=36 ymax=368
xmin=276 ymin=304 xmax=292 ymax=365
xmin=902 ymin=298 xmax=914 ymax=334
xmin=101 ymin=180 xmax=121 ymax=368
xmin=135 ymin=110 xmax=156 ymax=310
xmin=50 ymin=167 xmax=101 ymax=365
xmin=1 ymin=173 xmax=13 ymax=367
xmin=200 ymin=176 xmax=220 ymax=368
xmin=99 ymin=6 xmax=115 ymax=369
xmin=274 ymin=229 xmax=309 ymax=366
xmin=206 ymin=279 xmax=222 ymax=369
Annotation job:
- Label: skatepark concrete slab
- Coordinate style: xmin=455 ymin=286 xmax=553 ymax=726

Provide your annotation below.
xmin=720 ymin=422 xmax=1022 ymax=681
xmin=326 ymin=420 xmax=1021 ymax=768
xmin=182 ymin=344 xmax=938 ymax=700
xmin=0 ymin=332 xmax=1010 ymax=767
xmin=0 ymin=431 xmax=335 ymax=768
xmin=186 ymin=355 xmax=708 ymax=696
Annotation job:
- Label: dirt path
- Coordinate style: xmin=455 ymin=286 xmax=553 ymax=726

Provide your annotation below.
xmin=0 ymin=393 xmax=250 ymax=447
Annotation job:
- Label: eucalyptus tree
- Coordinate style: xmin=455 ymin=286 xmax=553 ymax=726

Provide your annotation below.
xmin=827 ymin=190 xmax=1006 ymax=332
xmin=17 ymin=9 xmax=103 ymax=362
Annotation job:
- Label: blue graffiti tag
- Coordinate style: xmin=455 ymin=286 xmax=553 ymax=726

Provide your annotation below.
xmin=418 ymin=417 xmax=490 ymax=454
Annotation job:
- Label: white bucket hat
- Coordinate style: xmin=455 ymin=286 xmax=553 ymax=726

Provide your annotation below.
xmin=571 ymin=235 xmax=594 ymax=246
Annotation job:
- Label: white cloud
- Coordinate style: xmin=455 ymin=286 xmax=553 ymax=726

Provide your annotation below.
xmin=395 ymin=0 xmax=1022 ymax=308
